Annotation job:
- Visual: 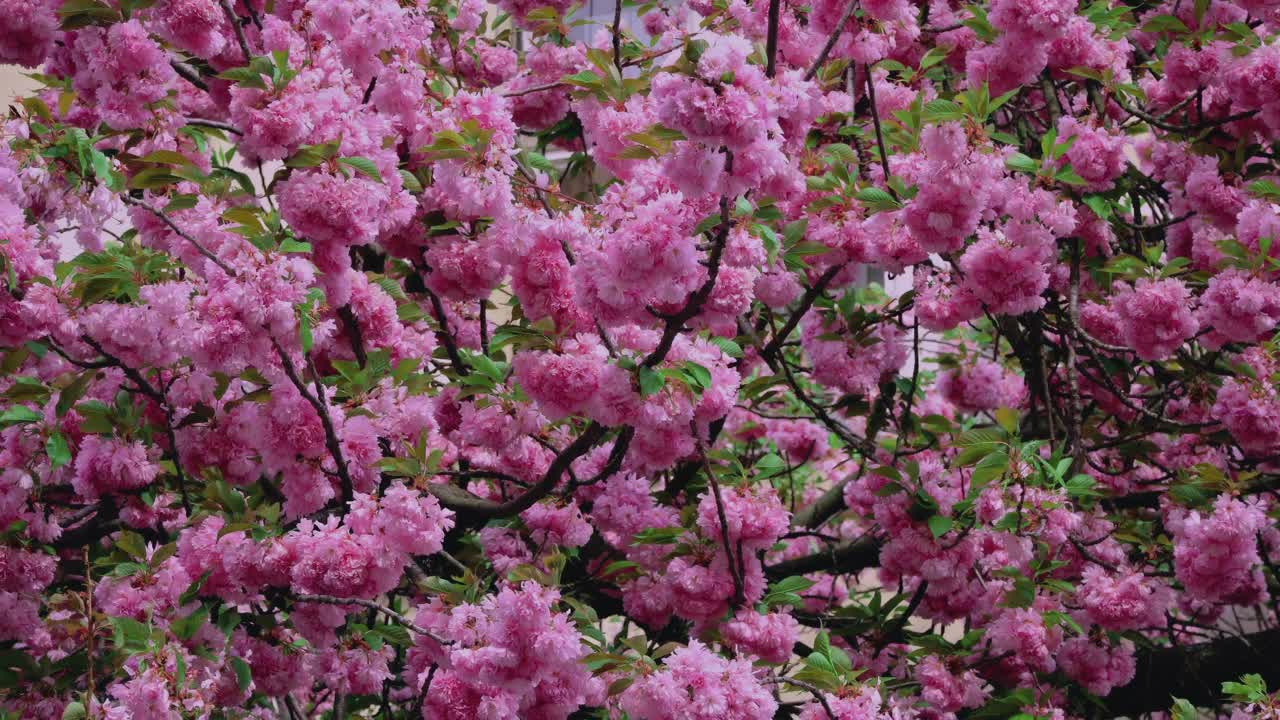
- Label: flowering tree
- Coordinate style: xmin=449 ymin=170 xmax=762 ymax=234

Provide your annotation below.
xmin=3 ymin=0 xmax=1280 ymax=717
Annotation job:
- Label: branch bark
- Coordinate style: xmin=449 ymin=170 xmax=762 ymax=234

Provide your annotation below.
xmin=1106 ymin=629 xmax=1280 ymax=717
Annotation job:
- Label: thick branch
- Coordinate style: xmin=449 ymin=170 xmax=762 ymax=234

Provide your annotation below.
xmin=765 ymin=0 xmax=782 ymax=78
xmin=1106 ymin=629 xmax=1280 ymax=717
xmin=765 ymin=538 xmax=881 ymax=579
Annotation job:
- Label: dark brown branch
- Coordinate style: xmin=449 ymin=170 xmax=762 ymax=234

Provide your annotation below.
xmin=81 ymin=336 xmax=192 ymax=513
xmin=428 ymin=422 xmax=609 ymax=524
xmin=764 ymin=677 xmax=835 ymax=720
xmin=219 ymin=0 xmax=253 ymax=64
xmin=641 ymin=178 xmax=734 ymax=369
xmin=293 ymin=595 xmax=451 ymax=645
xmin=804 ymin=0 xmax=857 ymax=81
xmin=52 ymin=498 xmax=120 ymax=549
xmin=760 ymin=263 xmax=844 ymax=366
xmin=765 ymin=0 xmax=782 ymax=78
xmin=336 ymin=305 xmax=367 ymax=368
xmin=611 ymin=0 xmax=624 ymax=73
xmin=1106 ymin=629 xmax=1280 ymax=717
xmin=184 ymin=117 xmax=243 ymax=135
xmin=171 ymin=61 xmax=209 ymax=92
xmin=271 ymin=338 xmax=355 ymax=504
xmin=863 ymin=66 xmax=898 ymax=200
xmin=120 ymin=196 xmax=236 ymax=277
xmin=765 ymin=538 xmax=881 ymax=579
xmin=417 ymin=280 xmax=468 ymax=376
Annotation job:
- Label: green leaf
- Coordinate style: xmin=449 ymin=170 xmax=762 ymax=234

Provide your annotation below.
xmin=56 ymin=372 xmax=95 ymax=421
xmin=681 ymin=361 xmax=712 ymax=391
xmin=1139 ymin=13 xmax=1188 ymax=33
xmin=970 ymin=451 xmax=1009 ymax=487
xmin=45 ymin=432 xmax=71 ymax=469
xmin=993 ymin=407 xmax=1019 ymax=434
xmin=707 ymin=336 xmax=743 ymax=358
xmin=824 ymin=142 xmax=858 ymax=166
xmin=278 ymin=238 xmax=312 ymax=254
xmin=922 ymin=99 xmax=964 ymax=122
xmin=754 ymin=453 xmax=786 ymax=477
xmin=285 ymin=141 xmax=340 ymax=168
xmin=171 ymin=609 xmax=207 ymax=641
xmin=1005 ymin=152 xmax=1038 ymax=174
xmin=637 ymin=366 xmax=664 ymax=396
xmin=927 ymin=515 xmax=954 ymax=539
xmin=399 ymin=169 xmax=424 ymax=193
xmin=215 ymin=66 xmax=269 ymax=90
xmin=61 ymin=702 xmax=87 ymax=720
xmin=919 ymin=46 xmax=949 ymax=70
xmin=111 ymin=616 xmax=151 ymax=651
xmin=0 ymin=406 xmax=40 ymax=427
xmin=1170 ymin=698 xmax=1197 ymax=720
xmin=1247 ymin=179 xmax=1280 ymax=200
xmin=632 ymin=526 xmax=684 ymax=545
xmin=127 ymin=167 xmax=181 ymax=190
xmin=299 ymin=313 xmax=314 ymax=353
xmin=57 ymin=0 xmax=119 ymax=29
xmin=230 ymin=656 xmax=252 ymax=691
xmin=768 ymin=576 xmax=817 ymax=597
xmin=338 ymin=156 xmax=382 ymax=183
xmin=1055 ymin=166 xmax=1087 ymax=186
xmin=854 ymin=187 xmax=901 ymax=212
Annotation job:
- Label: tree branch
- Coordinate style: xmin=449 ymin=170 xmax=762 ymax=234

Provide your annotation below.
xmin=804 ymin=0 xmax=857 ymax=81
xmin=271 ymin=338 xmax=355 ymax=504
xmin=1106 ymin=629 xmax=1280 ymax=717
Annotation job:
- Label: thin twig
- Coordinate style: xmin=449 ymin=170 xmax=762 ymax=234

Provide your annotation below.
xmin=336 ymin=304 xmax=368 ymax=368
xmin=120 ymin=196 xmax=237 ymax=277
xmin=764 ymin=677 xmax=835 ymax=720
xmin=804 ymin=0 xmax=857 ymax=81
xmin=760 ymin=263 xmax=844 ymax=365
xmin=219 ymin=0 xmax=253 ymax=63
xmin=271 ymin=338 xmax=355 ymax=504
xmin=612 ymin=0 xmax=624 ymax=73
xmin=171 ymin=61 xmax=209 ymax=92
xmin=81 ymin=336 xmax=193 ymax=514
xmin=863 ymin=65 xmax=898 ymax=199
xmin=294 ymin=594 xmax=452 ymax=645
xmin=184 ymin=117 xmax=243 ymax=135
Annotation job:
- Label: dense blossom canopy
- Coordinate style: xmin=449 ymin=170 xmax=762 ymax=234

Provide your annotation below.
xmin=2 ymin=0 xmax=1280 ymax=718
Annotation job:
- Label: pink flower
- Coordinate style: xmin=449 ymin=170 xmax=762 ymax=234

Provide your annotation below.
xmin=71 ymin=436 xmax=161 ymax=500
xmin=1058 ymin=637 xmax=1136 ymax=696
xmin=0 ymin=0 xmax=59 ymax=67
xmin=1076 ymin=565 xmax=1171 ymax=631
xmin=959 ymin=225 xmax=1054 ymax=316
xmin=1198 ymin=269 xmax=1280 ymax=346
xmin=1056 ymin=117 xmax=1127 ymax=191
xmin=915 ymin=655 xmax=988 ymax=713
xmin=696 ymin=484 xmax=790 ymax=553
xmin=1171 ymin=495 xmax=1268 ymax=605
xmin=521 ymin=501 xmax=593 ymax=548
xmin=1112 ymin=278 xmax=1198 ymax=361
xmin=720 ymin=610 xmax=799 ymax=664
xmin=937 ymin=359 xmax=1025 ymax=413
xmin=620 ymin=640 xmax=777 ymax=720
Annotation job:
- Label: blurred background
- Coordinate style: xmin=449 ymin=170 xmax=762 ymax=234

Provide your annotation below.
xmin=1 ymin=65 xmax=35 ymax=105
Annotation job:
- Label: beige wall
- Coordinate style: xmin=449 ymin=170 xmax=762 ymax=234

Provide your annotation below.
xmin=1 ymin=65 xmax=37 ymax=105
